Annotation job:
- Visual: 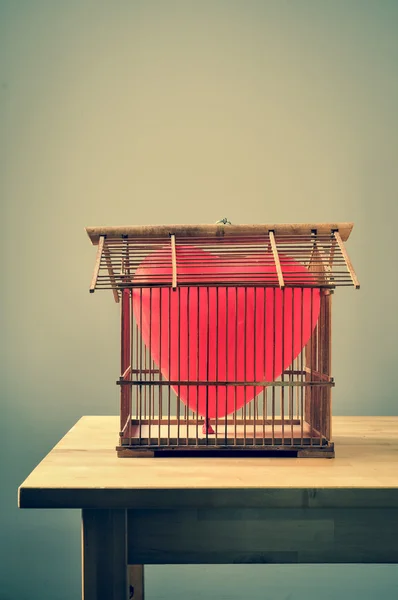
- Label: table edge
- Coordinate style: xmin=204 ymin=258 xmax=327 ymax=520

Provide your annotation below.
xmin=18 ymin=485 xmax=398 ymax=510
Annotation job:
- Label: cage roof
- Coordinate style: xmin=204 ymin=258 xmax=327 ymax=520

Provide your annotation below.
xmin=86 ymin=223 xmax=359 ymax=302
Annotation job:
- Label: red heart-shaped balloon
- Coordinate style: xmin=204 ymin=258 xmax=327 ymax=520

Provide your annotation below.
xmin=132 ymin=245 xmax=320 ymax=418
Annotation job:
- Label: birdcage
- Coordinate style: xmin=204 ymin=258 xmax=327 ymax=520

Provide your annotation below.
xmin=86 ymin=222 xmax=359 ymax=458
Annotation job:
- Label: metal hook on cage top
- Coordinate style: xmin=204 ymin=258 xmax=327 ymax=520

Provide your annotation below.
xmin=215 ymin=217 xmax=232 ymax=225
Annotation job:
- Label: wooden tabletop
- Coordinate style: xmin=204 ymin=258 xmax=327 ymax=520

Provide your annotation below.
xmin=18 ymin=416 xmax=398 ymax=510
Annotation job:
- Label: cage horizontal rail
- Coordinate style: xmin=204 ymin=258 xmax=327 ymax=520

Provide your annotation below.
xmin=117 ymin=380 xmax=335 ymax=387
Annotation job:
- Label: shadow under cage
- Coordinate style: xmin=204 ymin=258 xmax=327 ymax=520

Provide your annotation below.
xmin=86 ymin=222 xmax=360 ymax=458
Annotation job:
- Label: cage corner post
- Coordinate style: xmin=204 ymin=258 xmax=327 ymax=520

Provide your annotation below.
xmin=120 ymin=287 xmax=132 ymax=445
xmin=302 ymin=237 xmax=334 ymax=454
xmin=322 ymin=289 xmax=333 ymax=443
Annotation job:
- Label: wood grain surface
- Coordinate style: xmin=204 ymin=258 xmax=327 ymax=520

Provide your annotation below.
xmin=18 ymin=416 xmax=398 ymax=509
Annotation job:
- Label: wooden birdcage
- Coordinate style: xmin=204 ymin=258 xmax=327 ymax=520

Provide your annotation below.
xmin=86 ymin=222 xmax=359 ymax=458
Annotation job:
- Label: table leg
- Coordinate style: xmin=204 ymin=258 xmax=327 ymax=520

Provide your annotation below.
xmin=82 ymin=509 xmax=128 ymax=600
xmin=129 ymin=565 xmax=144 ymax=599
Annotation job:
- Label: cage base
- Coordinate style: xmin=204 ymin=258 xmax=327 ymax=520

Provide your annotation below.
xmin=117 ymin=419 xmax=334 ymax=457
xmin=116 ymin=443 xmax=335 ymax=459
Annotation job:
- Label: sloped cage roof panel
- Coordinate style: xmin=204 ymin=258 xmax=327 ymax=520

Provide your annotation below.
xmin=86 ymin=223 xmax=359 ymax=301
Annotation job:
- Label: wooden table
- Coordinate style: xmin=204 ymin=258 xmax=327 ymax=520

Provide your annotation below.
xmin=18 ymin=416 xmax=398 ymax=600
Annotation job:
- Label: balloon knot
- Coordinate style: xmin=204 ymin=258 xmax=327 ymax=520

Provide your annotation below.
xmin=202 ymin=420 xmax=215 ymax=435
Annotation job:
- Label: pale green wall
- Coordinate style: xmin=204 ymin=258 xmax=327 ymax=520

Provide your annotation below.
xmin=1 ymin=1 xmax=397 ymax=598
